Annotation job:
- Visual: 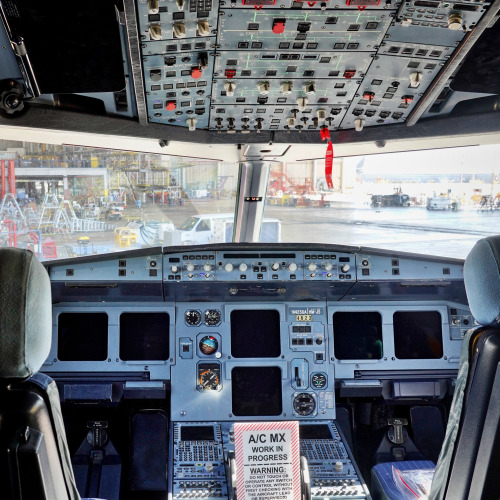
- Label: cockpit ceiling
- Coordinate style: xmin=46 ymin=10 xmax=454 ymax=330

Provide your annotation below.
xmin=0 ymin=0 xmax=500 ymax=145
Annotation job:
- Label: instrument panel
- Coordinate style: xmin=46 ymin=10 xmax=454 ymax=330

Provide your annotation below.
xmin=44 ymin=247 xmax=468 ymax=420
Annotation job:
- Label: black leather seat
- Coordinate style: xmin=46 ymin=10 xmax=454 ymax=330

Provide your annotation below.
xmin=372 ymin=235 xmax=500 ymax=500
xmin=0 ymin=248 xmax=81 ymax=500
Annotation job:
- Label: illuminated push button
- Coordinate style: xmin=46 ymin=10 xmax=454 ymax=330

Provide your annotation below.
xmin=191 ymin=68 xmax=202 ymax=79
xmin=308 ymin=263 xmax=317 ymax=271
xmin=239 ymin=263 xmax=248 ymax=272
xmin=166 ymin=101 xmax=176 ymax=111
xmin=224 ymin=263 xmax=234 ymax=272
xmin=288 ymin=262 xmax=298 ymax=272
xmin=273 ymin=21 xmax=285 ymax=34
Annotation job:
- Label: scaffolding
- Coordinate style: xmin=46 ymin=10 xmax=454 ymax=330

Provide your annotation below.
xmin=0 ymin=193 xmax=27 ymax=231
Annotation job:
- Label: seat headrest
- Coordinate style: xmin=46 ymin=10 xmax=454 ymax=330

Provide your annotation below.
xmin=0 ymin=248 xmax=52 ymax=380
xmin=464 ymin=235 xmax=500 ymax=326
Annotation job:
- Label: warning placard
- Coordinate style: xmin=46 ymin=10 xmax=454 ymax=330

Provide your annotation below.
xmin=234 ymin=421 xmax=300 ymax=500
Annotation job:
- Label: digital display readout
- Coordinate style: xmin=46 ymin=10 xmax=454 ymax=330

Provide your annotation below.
xmin=296 ymin=314 xmax=312 ymax=322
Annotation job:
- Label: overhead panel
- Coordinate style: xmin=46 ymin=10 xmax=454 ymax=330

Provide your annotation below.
xmin=136 ymin=0 xmax=497 ymax=132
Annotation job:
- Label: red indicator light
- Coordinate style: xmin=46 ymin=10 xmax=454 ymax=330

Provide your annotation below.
xmin=166 ymin=101 xmax=176 ymax=111
xmin=191 ymin=68 xmax=202 ymax=79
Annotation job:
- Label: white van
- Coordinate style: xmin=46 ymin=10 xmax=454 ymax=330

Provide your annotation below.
xmin=173 ymin=213 xmax=281 ymax=245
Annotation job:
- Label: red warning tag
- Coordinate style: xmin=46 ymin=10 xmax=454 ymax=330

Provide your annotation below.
xmin=325 ymin=141 xmax=334 ymax=188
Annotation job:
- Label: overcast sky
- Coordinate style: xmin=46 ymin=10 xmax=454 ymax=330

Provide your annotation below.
xmin=344 ymin=144 xmax=500 ymax=175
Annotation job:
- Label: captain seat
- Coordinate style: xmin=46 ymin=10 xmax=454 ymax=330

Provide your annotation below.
xmin=372 ymin=235 xmax=500 ymax=499
xmin=0 ymin=248 xmax=81 ymax=500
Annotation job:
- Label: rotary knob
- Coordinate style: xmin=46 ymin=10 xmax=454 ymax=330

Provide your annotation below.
xmin=280 ymin=82 xmax=293 ymax=95
xmin=239 ymin=263 xmax=248 ymax=272
xmin=297 ymin=97 xmax=308 ymax=111
xmin=341 ymin=264 xmax=350 ymax=273
xmin=317 ymin=109 xmax=327 ymax=121
xmin=197 ymin=20 xmax=210 ymax=36
xmin=288 ymin=262 xmax=297 ymax=272
xmin=171 ymin=265 xmax=179 ymax=273
xmin=324 ymin=263 xmax=333 ymax=271
xmin=173 ymin=22 xmax=186 ymax=39
xmin=149 ymin=24 xmax=162 ymax=40
xmin=203 ymin=263 xmax=212 ymax=272
xmin=186 ymin=263 xmax=195 ymax=272
xmin=271 ymin=262 xmax=280 ymax=271
xmin=308 ymin=263 xmax=317 ymax=271
xmin=303 ymin=82 xmax=316 ymax=95
xmin=224 ymin=263 xmax=234 ymax=272
xmin=257 ymin=81 xmax=270 ymax=95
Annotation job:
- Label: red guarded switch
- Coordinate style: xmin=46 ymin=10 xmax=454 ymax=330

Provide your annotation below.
xmin=343 ymin=70 xmax=356 ymax=79
xmin=191 ymin=68 xmax=202 ymax=79
xmin=166 ymin=101 xmax=176 ymax=111
xmin=363 ymin=91 xmax=375 ymax=102
xmin=272 ymin=20 xmax=286 ymax=34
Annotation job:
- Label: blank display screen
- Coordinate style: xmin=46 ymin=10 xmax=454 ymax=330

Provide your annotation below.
xmin=231 ymin=366 xmax=282 ymax=416
xmin=231 ymin=310 xmax=281 ymax=358
xmin=181 ymin=426 xmax=215 ymax=441
xmin=58 ymin=313 xmax=108 ymax=361
xmin=394 ymin=311 xmax=443 ymax=359
xmin=120 ymin=313 xmax=169 ymax=361
xmin=333 ymin=312 xmax=383 ymax=360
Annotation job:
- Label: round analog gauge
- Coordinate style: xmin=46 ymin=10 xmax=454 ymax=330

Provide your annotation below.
xmin=185 ymin=310 xmax=202 ymax=326
xmin=199 ymin=335 xmax=219 ymax=355
xmin=204 ymin=309 xmax=221 ymax=326
xmin=199 ymin=369 xmax=219 ymax=390
xmin=293 ymin=393 xmax=316 ymax=416
xmin=311 ymin=373 xmax=327 ymax=389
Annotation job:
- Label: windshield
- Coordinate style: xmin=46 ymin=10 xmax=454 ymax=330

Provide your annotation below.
xmin=0 ymin=139 xmax=498 ymax=260
xmin=179 ymin=217 xmax=199 ymax=231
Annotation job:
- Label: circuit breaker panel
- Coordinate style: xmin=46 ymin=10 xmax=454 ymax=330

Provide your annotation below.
xmin=134 ymin=0 xmax=491 ymax=131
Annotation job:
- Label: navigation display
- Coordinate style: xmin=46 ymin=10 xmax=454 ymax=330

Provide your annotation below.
xmin=333 ymin=312 xmax=383 ymax=360
xmin=58 ymin=313 xmax=108 ymax=361
xmin=231 ymin=310 xmax=281 ymax=358
xmin=231 ymin=366 xmax=282 ymax=416
xmin=394 ymin=311 xmax=443 ymax=359
xmin=120 ymin=312 xmax=169 ymax=361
